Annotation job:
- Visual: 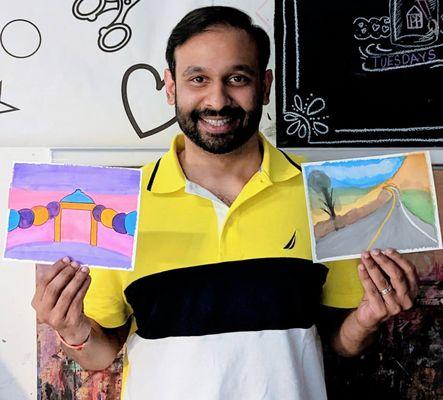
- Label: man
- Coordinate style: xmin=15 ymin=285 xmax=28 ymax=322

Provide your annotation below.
xmin=32 ymin=6 xmax=418 ymax=400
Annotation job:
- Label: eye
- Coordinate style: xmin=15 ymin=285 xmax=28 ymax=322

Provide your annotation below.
xmin=190 ymin=76 xmax=206 ymax=84
xmin=228 ymin=75 xmax=250 ymax=86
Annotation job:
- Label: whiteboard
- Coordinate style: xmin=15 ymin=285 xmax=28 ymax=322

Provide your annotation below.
xmin=0 ymin=0 xmax=275 ymax=147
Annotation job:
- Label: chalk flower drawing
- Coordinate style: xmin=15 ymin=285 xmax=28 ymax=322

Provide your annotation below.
xmin=284 ymin=94 xmax=329 ymax=138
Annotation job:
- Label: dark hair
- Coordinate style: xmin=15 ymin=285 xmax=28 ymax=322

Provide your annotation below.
xmin=166 ymin=6 xmax=270 ymax=78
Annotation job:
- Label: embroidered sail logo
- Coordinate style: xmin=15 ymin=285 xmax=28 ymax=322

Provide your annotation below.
xmin=284 ymin=231 xmax=296 ymax=250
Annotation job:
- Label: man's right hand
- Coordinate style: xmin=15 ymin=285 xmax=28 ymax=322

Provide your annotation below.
xmin=32 ymin=257 xmax=92 ymax=346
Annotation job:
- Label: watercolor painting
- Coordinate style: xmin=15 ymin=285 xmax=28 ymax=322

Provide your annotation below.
xmin=302 ymin=152 xmax=442 ymax=262
xmin=4 ymin=163 xmax=140 ymax=270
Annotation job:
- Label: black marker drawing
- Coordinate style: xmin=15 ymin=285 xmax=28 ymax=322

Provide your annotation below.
xmin=121 ymin=64 xmax=177 ymax=139
xmin=72 ymin=0 xmax=141 ymax=52
xmin=0 ymin=19 xmax=41 ymax=58
xmin=0 ymin=82 xmax=19 ymax=115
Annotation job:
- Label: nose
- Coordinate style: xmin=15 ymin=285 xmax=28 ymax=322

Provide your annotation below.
xmin=203 ymin=81 xmax=232 ymax=111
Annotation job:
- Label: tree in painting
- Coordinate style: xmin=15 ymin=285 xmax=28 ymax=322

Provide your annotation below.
xmin=308 ymin=170 xmax=338 ymax=230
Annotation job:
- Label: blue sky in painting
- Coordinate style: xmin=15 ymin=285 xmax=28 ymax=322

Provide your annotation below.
xmin=305 ymin=156 xmax=405 ymax=188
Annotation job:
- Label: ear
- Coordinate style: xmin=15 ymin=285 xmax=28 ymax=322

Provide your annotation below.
xmin=164 ymin=69 xmax=176 ymax=105
xmin=262 ymin=69 xmax=273 ymax=106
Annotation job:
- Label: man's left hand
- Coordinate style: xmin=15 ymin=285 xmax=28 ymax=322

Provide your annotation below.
xmin=355 ymin=248 xmax=419 ymax=332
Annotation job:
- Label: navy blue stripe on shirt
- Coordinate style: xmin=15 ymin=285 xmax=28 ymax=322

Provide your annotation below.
xmin=124 ymin=257 xmax=327 ymax=339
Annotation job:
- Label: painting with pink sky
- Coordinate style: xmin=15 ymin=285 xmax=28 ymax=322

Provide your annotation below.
xmin=4 ymin=163 xmax=141 ymax=270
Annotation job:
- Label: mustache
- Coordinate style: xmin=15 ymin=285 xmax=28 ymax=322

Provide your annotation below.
xmin=191 ymin=106 xmax=246 ymax=121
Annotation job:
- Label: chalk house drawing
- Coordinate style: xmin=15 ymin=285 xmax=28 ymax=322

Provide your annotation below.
xmin=72 ymin=0 xmax=141 ymax=52
xmin=354 ymin=0 xmax=443 ymax=72
xmin=302 ymin=152 xmax=442 ymax=263
xmin=5 ymin=163 xmax=141 ymax=270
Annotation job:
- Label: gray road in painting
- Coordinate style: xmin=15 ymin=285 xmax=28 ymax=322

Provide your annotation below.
xmin=316 ymin=186 xmax=439 ymax=260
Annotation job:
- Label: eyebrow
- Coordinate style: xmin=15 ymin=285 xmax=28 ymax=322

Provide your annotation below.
xmin=182 ymin=64 xmax=257 ymax=77
xmin=182 ymin=66 xmax=205 ymax=77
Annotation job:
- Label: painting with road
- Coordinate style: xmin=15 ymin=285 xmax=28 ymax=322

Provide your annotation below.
xmin=302 ymin=152 xmax=442 ymax=263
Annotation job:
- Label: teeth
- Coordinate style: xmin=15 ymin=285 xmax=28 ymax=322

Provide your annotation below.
xmin=202 ymin=118 xmax=230 ymax=127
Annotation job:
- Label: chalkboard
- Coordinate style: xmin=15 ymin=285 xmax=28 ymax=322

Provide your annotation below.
xmin=275 ymin=0 xmax=443 ymax=147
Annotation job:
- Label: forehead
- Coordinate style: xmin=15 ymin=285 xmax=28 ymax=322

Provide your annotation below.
xmin=174 ymin=26 xmax=259 ymax=74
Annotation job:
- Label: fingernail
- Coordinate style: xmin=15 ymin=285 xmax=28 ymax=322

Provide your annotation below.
xmin=71 ymin=261 xmax=79 ymax=268
xmin=371 ymin=249 xmax=381 ymax=256
xmin=358 ymin=264 xmax=365 ymax=271
xmin=63 ymin=257 xmax=70 ymax=263
xmin=384 ymin=248 xmax=394 ymax=255
xmin=363 ymin=251 xmax=371 ymax=259
xmin=81 ymin=266 xmax=89 ymax=273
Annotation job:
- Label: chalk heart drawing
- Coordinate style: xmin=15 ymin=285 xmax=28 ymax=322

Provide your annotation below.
xmin=283 ymin=94 xmax=329 ymax=140
xmin=121 ymin=63 xmax=177 ymax=139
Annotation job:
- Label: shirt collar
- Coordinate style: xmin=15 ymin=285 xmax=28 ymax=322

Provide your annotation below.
xmin=148 ymin=133 xmax=301 ymax=194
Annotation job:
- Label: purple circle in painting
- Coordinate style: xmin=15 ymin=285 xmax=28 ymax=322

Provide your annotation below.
xmin=112 ymin=213 xmax=127 ymax=234
xmin=18 ymin=208 xmax=34 ymax=228
xmin=92 ymin=205 xmax=105 ymax=222
xmin=46 ymin=201 xmax=60 ymax=218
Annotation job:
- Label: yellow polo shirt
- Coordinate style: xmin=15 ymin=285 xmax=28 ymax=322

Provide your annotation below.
xmin=84 ymin=133 xmax=363 ymax=400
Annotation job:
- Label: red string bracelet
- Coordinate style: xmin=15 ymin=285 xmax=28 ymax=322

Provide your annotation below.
xmin=55 ymin=330 xmax=91 ymax=351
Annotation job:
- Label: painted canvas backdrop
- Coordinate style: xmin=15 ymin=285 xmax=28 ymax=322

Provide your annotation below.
xmin=302 ymin=152 xmax=443 ymax=262
xmin=0 ymin=0 xmax=275 ymax=148
xmin=4 ymin=163 xmax=141 ymax=270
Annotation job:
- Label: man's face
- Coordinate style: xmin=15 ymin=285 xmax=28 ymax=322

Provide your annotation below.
xmin=164 ymin=26 xmax=272 ymax=154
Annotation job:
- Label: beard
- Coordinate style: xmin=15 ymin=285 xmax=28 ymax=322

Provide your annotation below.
xmin=175 ymin=98 xmax=263 ymax=155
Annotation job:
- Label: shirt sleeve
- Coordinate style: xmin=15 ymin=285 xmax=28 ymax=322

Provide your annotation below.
xmin=321 ymin=258 xmax=364 ymax=309
xmin=84 ymin=267 xmax=132 ymax=329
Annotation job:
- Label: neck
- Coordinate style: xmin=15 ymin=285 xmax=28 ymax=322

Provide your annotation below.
xmin=178 ymin=132 xmax=263 ymax=193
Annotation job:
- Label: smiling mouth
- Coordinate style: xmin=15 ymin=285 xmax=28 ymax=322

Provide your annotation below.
xmin=199 ymin=117 xmax=239 ymax=133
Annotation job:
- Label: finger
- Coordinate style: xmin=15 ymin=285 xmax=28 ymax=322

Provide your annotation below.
xmin=65 ymin=270 xmax=91 ymax=323
xmin=52 ymin=266 xmax=90 ymax=321
xmin=382 ymin=249 xmax=419 ymax=298
xmin=42 ymin=261 xmax=80 ymax=310
xmin=361 ymin=251 xmax=401 ymax=314
xmin=35 ymin=257 xmax=71 ymax=302
xmin=357 ymin=263 xmax=387 ymax=319
xmin=369 ymin=249 xmax=410 ymax=308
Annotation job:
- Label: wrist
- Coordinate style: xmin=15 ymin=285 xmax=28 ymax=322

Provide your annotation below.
xmin=351 ymin=310 xmax=380 ymax=335
xmin=56 ymin=327 xmax=91 ymax=351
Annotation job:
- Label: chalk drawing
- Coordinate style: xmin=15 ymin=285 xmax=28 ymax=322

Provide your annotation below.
xmin=278 ymin=0 xmax=443 ymax=145
xmin=354 ymin=17 xmax=391 ymax=40
xmin=0 ymin=19 xmax=41 ymax=58
xmin=72 ymin=0 xmax=141 ymax=52
xmin=121 ymin=63 xmax=177 ymax=139
xmin=283 ymin=94 xmax=329 ymax=139
xmin=0 ymin=82 xmax=19 ymax=115
xmin=354 ymin=1 xmax=442 ymax=72
xmin=391 ymin=0 xmax=440 ymax=47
